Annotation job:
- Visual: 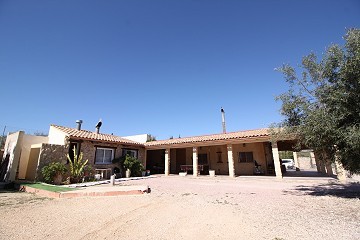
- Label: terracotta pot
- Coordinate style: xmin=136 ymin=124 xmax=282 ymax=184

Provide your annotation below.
xmin=53 ymin=174 xmax=63 ymax=185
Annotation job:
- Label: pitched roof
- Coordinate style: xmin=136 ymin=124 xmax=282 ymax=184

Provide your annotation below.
xmin=51 ymin=125 xmax=143 ymax=145
xmin=145 ymin=128 xmax=270 ymax=147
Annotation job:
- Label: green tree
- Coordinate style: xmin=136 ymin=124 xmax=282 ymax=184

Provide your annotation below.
xmin=275 ymin=28 xmax=360 ymax=174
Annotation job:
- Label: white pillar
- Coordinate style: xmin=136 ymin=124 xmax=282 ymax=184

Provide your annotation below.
xmin=319 ymin=159 xmax=326 ymax=174
xmin=144 ymin=150 xmax=147 ymax=169
xmin=227 ymin=145 xmax=235 ymax=177
xmin=311 ymin=151 xmax=321 ymax=172
xmin=309 ymin=151 xmax=315 ymax=169
xmin=192 ymin=147 xmax=198 ymax=176
xmin=164 ymin=148 xmax=170 ymax=176
xmin=325 ymin=161 xmax=333 ymax=176
xmin=335 ymin=158 xmax=347 ymax=183
xmin=293 ymin=151 xmax=300 ymax=170
xmin=271 ymin=142 xmax=282 ymax=178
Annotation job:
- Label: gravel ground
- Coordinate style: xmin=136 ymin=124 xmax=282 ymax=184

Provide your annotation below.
xmin=0 ymin=175 xmax=359 ymax=240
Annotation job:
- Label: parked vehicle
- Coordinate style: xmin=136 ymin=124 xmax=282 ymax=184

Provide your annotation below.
xmin=281 ymin=159 xmax=295 ymax=169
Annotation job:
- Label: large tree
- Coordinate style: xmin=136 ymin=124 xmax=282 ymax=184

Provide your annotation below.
xmin=276 ymin=28 xmax=360 ymax=174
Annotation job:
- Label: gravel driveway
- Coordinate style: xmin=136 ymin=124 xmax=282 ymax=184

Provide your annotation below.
xmin=0 ymin=175 xmax=359 ymax=240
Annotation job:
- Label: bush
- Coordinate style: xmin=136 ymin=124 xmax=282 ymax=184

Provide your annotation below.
xmin=41 ymin=162 xmax=67 ymax=184
xmin=123 ymin=155 xmax=144 ymax=177
xmin=83 ymin=165 xmax=96 ymax=182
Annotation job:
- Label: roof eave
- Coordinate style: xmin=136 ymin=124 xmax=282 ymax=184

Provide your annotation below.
xmin=145 ymin=135 xmax=271 ymax=150
xmin=68 ymin=136 xmax=145 ymax=147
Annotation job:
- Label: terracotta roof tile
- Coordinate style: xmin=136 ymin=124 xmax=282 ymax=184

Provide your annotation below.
xmin=51 ymin=125 xmax=143 ymax=145
xmin=145 ymin=128 xmax=270 ymax=146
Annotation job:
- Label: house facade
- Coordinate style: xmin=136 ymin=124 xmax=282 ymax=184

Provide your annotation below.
xmin=1 ymin=125 xmax=145 ymax=182
xmin=1 ymin=123 xmax=315 ymax=182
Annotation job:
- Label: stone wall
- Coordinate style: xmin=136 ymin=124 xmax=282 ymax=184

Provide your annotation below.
xmin=36 ymin=143 xmax=67 ymax=181
xmin=79 ymin=141 xmax=146 ymax=177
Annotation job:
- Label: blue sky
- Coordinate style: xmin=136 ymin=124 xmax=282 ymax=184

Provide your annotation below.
xmin=1 ymin=0 xmax=359 ymax=140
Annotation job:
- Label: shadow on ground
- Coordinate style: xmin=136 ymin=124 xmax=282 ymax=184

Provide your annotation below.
xmin=284 ymin=182 xmax=360 ymax=199
xmin=283 ymin=170 xmax=329 ymax=178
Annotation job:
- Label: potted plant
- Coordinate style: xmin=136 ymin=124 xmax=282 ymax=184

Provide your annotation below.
xmin=41 ymin=162 xmax=68 ymax=185
xmin=123 ymin=155 xmax=144 ymax=178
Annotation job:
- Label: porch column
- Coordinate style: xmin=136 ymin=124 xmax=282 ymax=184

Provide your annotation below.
xmin=293 ymin=151 xmax=300 ymax=170
xmin=271 ymin=142 xmax=282 ymax=178
xmin=227 ymin=145 xmax=235 ymax=178
xmin=311 ymin=151 xmax=321 ymax=172
xmin=334 ymin=152 xmax=346 ymax=182
xmin=164 ymin=148 xmax=170 ymax=176
xmin=309 ymin=151 xmax=315 ymax=168
xmin=325 ymin=161 xmax=333 ymax=176
xmin=192 ymin=147 xmax=198 ymax=177
xmin=319 ymin=156 xmax=326 ymax=174
xmin=144 ymin=150 xmax=147 ymax=170
xmin=320 ymin=162 xmax=326 ymax=173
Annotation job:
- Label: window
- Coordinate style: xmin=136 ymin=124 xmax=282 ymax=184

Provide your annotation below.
xmin=238 ymin=152 xmax=254 ymax=163
xmin=95 ymin=148 xmax=114 ymax=164
xmin=122 ymin=149 xmax=138 ymax=159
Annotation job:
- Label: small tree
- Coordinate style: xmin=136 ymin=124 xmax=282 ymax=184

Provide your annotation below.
xmin=67 ymin=146 xmax=88 ymax=183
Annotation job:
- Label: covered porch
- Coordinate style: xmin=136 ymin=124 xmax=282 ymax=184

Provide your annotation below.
xmin=144 ymin=129 xmax=294 ymax=178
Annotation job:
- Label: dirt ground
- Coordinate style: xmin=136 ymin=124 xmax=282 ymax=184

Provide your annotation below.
xmin=0 ymin=175 xmax=359 ymax=240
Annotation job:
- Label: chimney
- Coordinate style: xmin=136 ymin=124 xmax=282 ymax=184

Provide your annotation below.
xmin=221 ymin=107 xmax=226 ymax=133
xmin=95 ymin=119 xmax=102 ymax=134
xmin=76 ymin=120 xmax=83 ymax=130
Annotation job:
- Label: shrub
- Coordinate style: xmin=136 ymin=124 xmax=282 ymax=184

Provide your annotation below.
xmin=123 ymin=155 xmax=145 ymax=177
xmin=41 ymin=162 xmax=67 ymax=184
xmin=83 ymin=165 xmax=96 ymax=182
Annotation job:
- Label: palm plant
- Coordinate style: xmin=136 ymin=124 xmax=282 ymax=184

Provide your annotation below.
xmin=67 ymin=146 xmax=88 ymax=183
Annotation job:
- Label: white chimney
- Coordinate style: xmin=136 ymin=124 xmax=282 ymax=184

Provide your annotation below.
xmin=221 ymin=107 xmax=226 ymax=133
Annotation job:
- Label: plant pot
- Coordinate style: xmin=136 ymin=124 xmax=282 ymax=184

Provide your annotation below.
xmin=70 ymin=177 xmax=81 ymax=184
xmin=53 ymin=174 xmax=63 ymax=185
xmin=125 ymin=169 xmax=131 ymax=178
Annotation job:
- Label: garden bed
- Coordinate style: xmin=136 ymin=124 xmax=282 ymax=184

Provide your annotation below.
xmin=19 ymin=182 xmax=76 ymax=193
